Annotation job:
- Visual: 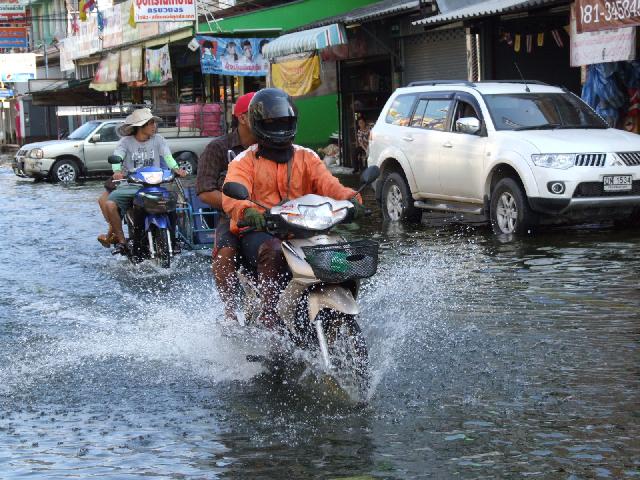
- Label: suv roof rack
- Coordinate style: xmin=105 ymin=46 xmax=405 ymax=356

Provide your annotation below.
xmin=475 ymin=80 xmax=549 ymax=86
xmin=406 ymin=79 xmax=550 ymax=88
xmin=407 ymin=80 xmax=474 ymax=87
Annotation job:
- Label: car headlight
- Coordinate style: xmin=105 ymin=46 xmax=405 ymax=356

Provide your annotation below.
xmin=29 ymin=148 xmax=44 ymax=159
xmin=283 ymin=203 xmax=348 ymax=230
xmin=531 ymin=153 xmax=575 ymax=169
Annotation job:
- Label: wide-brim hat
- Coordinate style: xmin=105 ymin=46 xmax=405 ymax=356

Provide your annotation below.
xmin=117 ymin=108 xmax=162 ymax=136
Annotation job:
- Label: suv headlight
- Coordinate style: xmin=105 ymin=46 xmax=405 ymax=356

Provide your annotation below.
xmin=29 ymin=148 xmax=44 ymax=159
xmin=531 ymin=154 xmax=575 ymax=169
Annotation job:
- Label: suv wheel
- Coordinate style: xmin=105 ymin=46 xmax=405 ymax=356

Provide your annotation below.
xmin=381 ymin=172 xmax=421 ymax=223
xmin=50 ymin=158 xmax=79 ymax=183
xmin=490 ymin=178 xmax=535 ymax=235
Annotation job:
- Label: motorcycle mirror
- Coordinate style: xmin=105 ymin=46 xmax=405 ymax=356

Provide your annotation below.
xmin=108 ymin=155 xmax=122 ymax=165
xmin=222 ymin=182 xmax=249 ymax=200
xmin=359 ymin=165 xmax=380 ymax=186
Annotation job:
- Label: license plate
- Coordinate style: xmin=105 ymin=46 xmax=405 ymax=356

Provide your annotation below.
xmin=603 ymin=175 xmax=632 ymax=192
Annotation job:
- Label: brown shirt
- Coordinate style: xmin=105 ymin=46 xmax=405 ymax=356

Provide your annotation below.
xmin=195 ymin=130 xmax=244 ymax=195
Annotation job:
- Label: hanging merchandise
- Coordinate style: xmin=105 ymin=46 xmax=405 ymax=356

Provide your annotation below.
xmin=78 ymin=0 xmax=95 ymax=21
xmin=196 ymin=36 xmax=270 ymax=76
xmin=128 ymin=2 xmax=136 ymax=28
xmin=551 ymin=29 xmax=564 ymax=47
xmin=271 ymin=52 xmax=321 ymax=97
xmin=120 ymin=47 xmax=144 ymax=85
xmin=145 ymin=44 xmax=172 ymax=86
xmin=526 ymin=34 xmax=532 ymax=53
xmin=537 ymin=32 xmax=544 ymax=47
xmin=514 ymin=34 xmax=521 ymax=52
xmin=581 ymin=62 xmax=628 ymax=127
xmin=90 ymin=52 xmax=120 ymax=91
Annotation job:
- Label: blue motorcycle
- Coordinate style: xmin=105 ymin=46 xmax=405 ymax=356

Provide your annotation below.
xmin=108 ymin=156 xmax=179 ymax=268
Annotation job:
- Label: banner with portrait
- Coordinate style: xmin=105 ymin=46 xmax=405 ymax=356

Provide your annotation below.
xmin=145 ymin=44 xmax=172 ymax=86
xmin=271 ymin=52 xmax=321 ymax=97
xmin=120 ymin=47 xmax=144 ymax=84
xmin=197 ymin=36 xmax=270 ymax=76
xmin=90 ymin=52 xmax=120 ymax=91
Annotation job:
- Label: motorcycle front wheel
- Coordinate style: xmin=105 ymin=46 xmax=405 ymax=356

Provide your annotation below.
xmin=151 ymin=226 xmax=171 ymax=268
xmin=319 ymin=310 xmax=370 ymax=401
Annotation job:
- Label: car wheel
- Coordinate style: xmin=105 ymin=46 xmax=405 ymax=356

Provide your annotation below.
xmin=50 ymin=158 xmax=79 ymax=183
xmin=490 ymin=177 xmax=535 ymax=235
xmin=177 ymin=155 xmax=197 ymax=175
xmin=381 ymin=172 xmax=421 ymax=223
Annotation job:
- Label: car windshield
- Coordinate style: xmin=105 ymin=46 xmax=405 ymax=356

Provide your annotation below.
xmin=67 ymin=121 xmax=101 ymax=140
xmin=484 ymin=93 xmax=608 ymax=131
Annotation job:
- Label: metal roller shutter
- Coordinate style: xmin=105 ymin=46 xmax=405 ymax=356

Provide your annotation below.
xmin=403 ymin=28 xmax=468 ymax=85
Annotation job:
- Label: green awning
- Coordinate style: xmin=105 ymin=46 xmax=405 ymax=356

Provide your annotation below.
xmin=198 ymin=0 xmax=379 ymax=35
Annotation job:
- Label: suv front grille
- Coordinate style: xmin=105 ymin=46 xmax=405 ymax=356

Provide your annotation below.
xmin=616 ymin=152 xmax=640 ymax=166
xmin=573 ymin=181 xmax=640 ymax=197
xmin=574 ymin=153 xmax=606 ymax=167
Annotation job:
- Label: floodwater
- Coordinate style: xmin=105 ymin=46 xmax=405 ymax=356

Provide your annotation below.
xmin=1 ymin=166 xmax=639 ymax=479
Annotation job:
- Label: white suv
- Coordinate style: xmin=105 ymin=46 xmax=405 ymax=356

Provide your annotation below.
xmin=368 ymin=80 xmax=640 ymax=234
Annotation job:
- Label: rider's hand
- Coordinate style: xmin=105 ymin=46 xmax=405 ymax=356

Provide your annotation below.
xmin=350 ymin=199 xmax=366 ymax=220
xmin=113 ymin=172 xmax=124 ymax=180
xmin=173 ymin=168 xmax=188 ymax=177
xmin=243 ymin=208 xmax=266 ymax=230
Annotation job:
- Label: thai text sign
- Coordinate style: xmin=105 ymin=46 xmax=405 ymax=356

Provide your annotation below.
xmin=0 ymin=27 xmax=28 ymax=48
xmin=197 ymin=36 xmax=270 ymax=77
xmin=0 ymin=0 xmax=26 ymax=20
xmin=570 ymin=6 xmax=636 ymax=66
xmin=0 ymin=53 xmax=36 ymax=81
xmin=271 ymin=53 xmax=321 ymax=97
xmin=575 ymin=0 xmax=640 ymax=32
xmin=134 ymin=0 xmax=195 ymax=22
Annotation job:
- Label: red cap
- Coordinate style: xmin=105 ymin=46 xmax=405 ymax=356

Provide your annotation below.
xmin=233 ymin=91 xmax=256 ymax=117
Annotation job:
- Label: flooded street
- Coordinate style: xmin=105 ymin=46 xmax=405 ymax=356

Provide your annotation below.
xmin=1 ymin=165 xmax=639 ymax=478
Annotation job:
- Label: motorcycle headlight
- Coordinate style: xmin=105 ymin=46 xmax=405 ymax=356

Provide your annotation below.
xmin=283 ymin=203 xmax=348 ymax=230
xmin=139 ymin=171 xmax=163 ymax=184
xmin=29 ymin=148 xmax=44 ymax=159
xmin=531 ymin=153 xmax=575 ymax=169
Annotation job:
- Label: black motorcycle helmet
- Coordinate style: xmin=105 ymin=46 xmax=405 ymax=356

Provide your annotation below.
xmin=249 ymin=88 xmax=298 ymax=150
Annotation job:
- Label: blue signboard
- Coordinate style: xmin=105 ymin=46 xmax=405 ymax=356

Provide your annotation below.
xmin=0 ymin=89 xmax=14 ymax=98
xmin=0 ymin=27 xmax=28 ymax=49
xmin=197 ymin=36 xmax=270 ymax=77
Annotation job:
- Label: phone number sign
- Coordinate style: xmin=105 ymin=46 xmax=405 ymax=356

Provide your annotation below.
xmin=576 ymin=0 xmax=640 ymax=32
xmin=134 ymin=0 xmax=196 ymax=22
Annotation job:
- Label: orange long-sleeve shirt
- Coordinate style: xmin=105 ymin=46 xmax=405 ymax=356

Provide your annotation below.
xmin=222 ymin=144 xmax=359 ymax=233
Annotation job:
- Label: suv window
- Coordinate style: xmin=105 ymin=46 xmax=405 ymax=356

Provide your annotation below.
xmin=410 ymin=99 xmax=450 ymax=130
xmin=484 ymin=93 xmax=608 ymax=130
xmin=451 ymin=100 xmax=480 ymax=133
xmin=97 ymin=124 xmax=121 ymax=142
xmin=385 ymin=94 xmax=416 ymax=126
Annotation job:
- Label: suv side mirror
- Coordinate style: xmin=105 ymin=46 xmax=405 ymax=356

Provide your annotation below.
xmin=456 ymin=117 xmax=481 ymax=135
xmin=222 ymin=182 xmax=249 ymax=200
xmin=91 ymin=133 xmax=101 ymax=142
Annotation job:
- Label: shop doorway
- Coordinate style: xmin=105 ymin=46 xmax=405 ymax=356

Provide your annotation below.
xmin=339 ymin=55 xmax=391 ymax=171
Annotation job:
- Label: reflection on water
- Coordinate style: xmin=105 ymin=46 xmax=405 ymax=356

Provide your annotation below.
xmin=1 ymin=168 xmax=639 ymax=478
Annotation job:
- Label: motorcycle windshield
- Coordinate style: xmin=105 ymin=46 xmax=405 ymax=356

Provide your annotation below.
xmin=128 ymin=167 xmax=173 ymax=185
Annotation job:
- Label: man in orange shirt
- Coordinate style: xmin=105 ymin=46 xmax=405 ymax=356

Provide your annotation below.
xmin=222 ymin=88 xmax=365 ymax=328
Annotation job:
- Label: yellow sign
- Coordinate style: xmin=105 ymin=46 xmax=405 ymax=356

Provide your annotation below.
xmin=271 ymin=53 xmax=320 ymax=97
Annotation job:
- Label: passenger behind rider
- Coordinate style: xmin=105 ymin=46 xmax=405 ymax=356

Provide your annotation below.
xmin=196 ymin=91 xmax=256 ymax=322
xmin=103 ymin=108 xmax=187 ymax=253
xmin=222 ymin=88 xmax=366 ymax=328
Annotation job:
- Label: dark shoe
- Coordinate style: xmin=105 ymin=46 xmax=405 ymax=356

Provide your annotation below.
xmin=112 ymin=242 xmax=128 ymax=255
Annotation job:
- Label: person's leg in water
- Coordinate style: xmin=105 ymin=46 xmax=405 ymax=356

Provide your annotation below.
xmin=106 ymin=185 xmax=140 ymax=249
xmin=241 ymin=232 xmax=289 ymax=330
xmin=97 ymin=179 xmax=118 ymax=247
xmin=212 ymin=220 xmax=240 ymax=322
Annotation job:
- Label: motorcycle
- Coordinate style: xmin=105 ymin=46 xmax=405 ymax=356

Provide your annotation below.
xmin=222 ymin=166 xmax=380 ymax=399
xmin=107 ymin=155 xmax=180 ymax=268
